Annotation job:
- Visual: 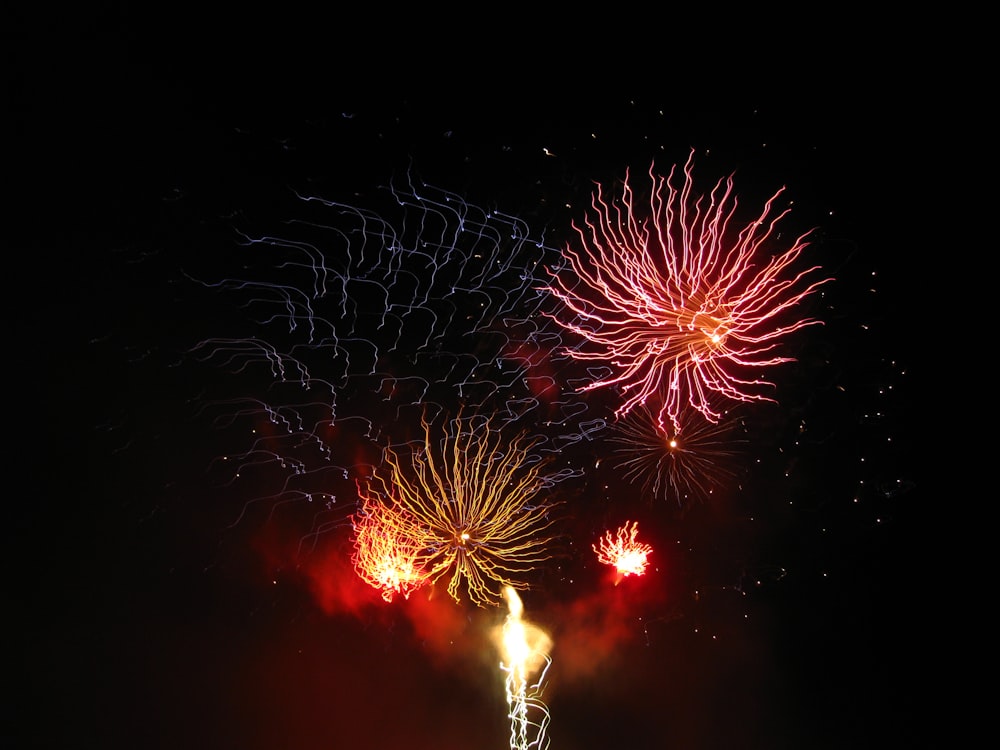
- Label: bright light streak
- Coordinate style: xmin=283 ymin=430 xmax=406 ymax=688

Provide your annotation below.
xmin=496 ymin=586 xmax=552 ymax=750
xmin=356 ymin=408 xmax=561 ymax=607
xmin=350 ymin=498 xmax=430 ymax=602
xmin=593 ymin=521 xmax=653 ymax=584
xmin=541 ymin=149 xmax=831 ymax=433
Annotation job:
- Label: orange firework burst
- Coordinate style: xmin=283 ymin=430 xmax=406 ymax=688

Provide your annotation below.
xmin=607 ymin=398 xmax=744 ymax=506
xmin=593 ymin=521 xmax=653 ymax=584
xmin=351 ymin=499 xmax=430 ymax=602
xmin=542 ymin=149 xmax=830 ymax=433
xmin=356 ymin=408 xmax=559 ymax=608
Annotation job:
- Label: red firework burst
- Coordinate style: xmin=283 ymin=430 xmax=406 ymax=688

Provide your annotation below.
xmin=593 ymin=521 xmax=653 ymax=584
xmin=350 ymin=499 xmax=430 ymax=602
xmin=542 ymin=149 xmax=831 ymax=433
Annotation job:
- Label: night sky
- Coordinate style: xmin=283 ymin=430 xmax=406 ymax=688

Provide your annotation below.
xmin=13 ymin=9 xmax=928 ymax=750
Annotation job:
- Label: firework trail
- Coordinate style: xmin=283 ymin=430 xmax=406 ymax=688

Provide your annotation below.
xmin=495 ymin=586 xmax=552 ymax=750
xmin=593 ymin=521 xmax=653 ymax=585
xmin=187 ymin=171 xmax=594 ymax=532
xmin=541 ymin=149 xmax=831 ymax=434
xmin=355 ymin=406 xmax=563 ymax=607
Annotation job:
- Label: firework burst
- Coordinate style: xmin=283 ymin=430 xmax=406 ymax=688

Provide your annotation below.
xmin=593 ymin=521 xmax=653 ymax=584
xmin=356 ymin=407 xmax=561 ymax=607
xmin=350 ymin=499 xmax=430 ymax=602
xmin=607 ymin=398 xmax=745 ymax=506
xmin=542 ymin=149 xmax=830 ymax=433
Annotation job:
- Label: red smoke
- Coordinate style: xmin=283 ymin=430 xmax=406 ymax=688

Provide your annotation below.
xmin=546 ymin=574 xmax=667 ymax=682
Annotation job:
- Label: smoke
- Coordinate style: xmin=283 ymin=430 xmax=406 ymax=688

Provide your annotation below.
xmin=547 ymin=578 xmax=667 ymax=682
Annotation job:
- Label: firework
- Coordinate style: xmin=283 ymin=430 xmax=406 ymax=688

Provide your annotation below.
xmin=496 ymin=586 xmax=552 ymax=750
xmin=350 ymin=498 xmax=430 ymax=602
xmin=607 ymin=398 xmax=744 ymax=506
xmin=356 ymin=408 xmax=560 ymax=607
xmin=190 ymin=173 xmax=597 ymax=536
xmin=593 ymin=521 xmax=653 ymax=584
xmin=541 ymin=149 xmax=830 ymax=433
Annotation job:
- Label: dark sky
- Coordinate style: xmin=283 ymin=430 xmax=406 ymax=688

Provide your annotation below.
xmin=13 ymin=9 xmax=930 ymax=750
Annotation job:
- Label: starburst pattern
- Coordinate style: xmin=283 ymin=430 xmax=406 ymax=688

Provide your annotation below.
xmin=356 ymin=408 xmax=560 ymax=607
xmin=607 ymin=398 xmax=744 ymax=506
xmin=542 ymin=149 xmax=830 ymax=433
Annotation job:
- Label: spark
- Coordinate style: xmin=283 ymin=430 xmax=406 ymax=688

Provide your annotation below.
xmin=593 ymin=521 xmax=653 ymax=584
xmin=496 ymin=586 xmax=552 ymax=750
xmin=541 ymin=148 xmax=831 ymax=433
xmin=356 ymin=407 xmax=561 ymax=607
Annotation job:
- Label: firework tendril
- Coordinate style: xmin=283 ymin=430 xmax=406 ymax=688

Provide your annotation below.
xmin=354 ymin=408 xmax=560 ymax=607
xmin=542 ymin=149 xmax=831 ymax=433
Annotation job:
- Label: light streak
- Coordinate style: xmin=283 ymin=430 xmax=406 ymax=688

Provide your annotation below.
xmin=188 ymin=172 xmax=575 ymax=432
xmin=496 ymin=586 xmax=552 ymax=750
xmin=188 ymin=172 xmax=595 ymax=535
xmin=593 ymin=521 xmax=653 ymax=584
xmin=356 ymin=407 xmax=561 ymax=607
xmin=607 ymin=398 xmax=744 ymax=505
xmin=541 ymin=149 xmax=831 ymax=433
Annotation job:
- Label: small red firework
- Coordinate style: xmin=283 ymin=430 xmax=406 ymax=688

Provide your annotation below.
xmin=593 ymin=521 xmax=653 ymax=584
